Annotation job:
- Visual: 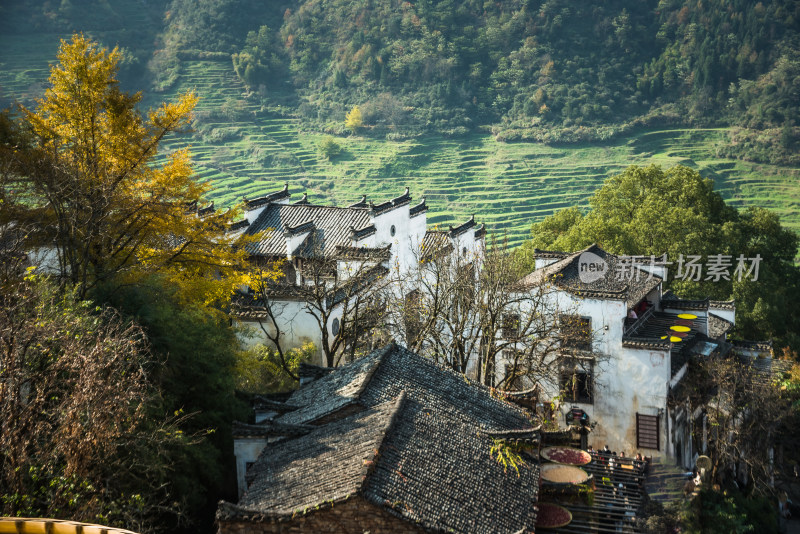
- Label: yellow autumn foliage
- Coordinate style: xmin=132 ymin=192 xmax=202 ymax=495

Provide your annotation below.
xmin=345 ymin=105 xmax=363 ymax=133
xmin=9 ymin=34 xmax=271 ymax=305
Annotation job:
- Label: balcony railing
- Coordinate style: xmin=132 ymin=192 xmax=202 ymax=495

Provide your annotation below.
xmin=623 ymin=305 xmax=654 ymax=337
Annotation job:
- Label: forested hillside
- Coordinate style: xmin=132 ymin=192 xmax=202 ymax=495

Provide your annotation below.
xmin=3 ymin=0 xmax=799 ymax=144
xmin=1 ymin=0 xmax=799 ymax=247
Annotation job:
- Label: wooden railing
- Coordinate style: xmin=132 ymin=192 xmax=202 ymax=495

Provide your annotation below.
xmin=623 ymin=305 xmax=654 ymax=337
xmin=0 ymin=518 xmax=139 ymax=534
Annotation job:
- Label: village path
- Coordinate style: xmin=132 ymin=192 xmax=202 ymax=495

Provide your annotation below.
xmin=644 ymin=457 xmax=689 ymax=505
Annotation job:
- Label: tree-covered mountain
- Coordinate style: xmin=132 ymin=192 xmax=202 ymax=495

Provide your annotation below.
xmin=169 ymin=0 xmax=800 ymax=144
xmin=2 ymin=0 xmax=799 ymax=153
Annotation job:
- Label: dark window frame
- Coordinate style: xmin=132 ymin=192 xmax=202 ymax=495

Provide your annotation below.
xmin=559 ymin=357 xmax=594 ymax=404
xmin=502 ymin=313 xmax=521 ymax=340
xmin=560 ymin=314 xmax=592 ymax=350
xmin=636 ymin=413 xmax=660 ymax=450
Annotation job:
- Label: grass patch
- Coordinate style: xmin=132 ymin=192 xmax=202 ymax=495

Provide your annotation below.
xmin=1 ymin=53 xmax=798 ymax=249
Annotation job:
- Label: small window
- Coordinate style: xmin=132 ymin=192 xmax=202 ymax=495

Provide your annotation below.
xmin=390 ymin=225 xmax=396 ymax=236
xmin=332 ymin=318 xmax=340 ymax=336
xmin=559 ymin=358 xmax=594 ymax=404
xmin=502 ymin=314 xmax=520 ymax=339
xmin=637 ymin=413 xmax=660 ymax=450
xmin=560 ymin=315 xmax=592 ymax=350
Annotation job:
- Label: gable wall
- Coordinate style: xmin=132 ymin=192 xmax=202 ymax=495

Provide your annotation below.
xmin=533 ymin=291 xmax=670 ymax=456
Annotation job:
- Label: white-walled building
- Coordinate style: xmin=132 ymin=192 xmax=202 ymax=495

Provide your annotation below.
xmin=515 ymin=244 xmax=736 ymax=465
xmin=231 ymin=184 xmax=485 ymax=364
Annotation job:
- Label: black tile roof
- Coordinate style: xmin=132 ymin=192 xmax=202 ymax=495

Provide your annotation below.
xmin=298 ymin=362 xmax=334 ymax=383
xmin=231 ymin=420 xmax=315 ymax=439
xmin=371 ymin=187 xmax=411 ymax=215
xmin=661 ymin=295 xmax=711 ymax=311
xmin=292 ymin=192 xmax=310 ymax=205
xmin=184 ymin=200 xmax=216 ymax=218
xmin=245 ymin=204 xmax=372 ymax=257
xmin=226 ymin=396 xmax=404 ymax=519
xmin=277 ymin=342 xmax=535 ymax=431
xmin=533 ymin=248 xmax=571 ymax=260
xmin=351 ymin=223 xmax=377 ymax=241
xmin=708 ymin=313 xmax=734 ymax=339
xmin=622 ymin=310 xmax=705 ymax=375
xmin=243 ymin=184 xmax=290 ymax=210
xmin=421 ymin=230 xmax=453 ymax=259
xmin=709 ymin=299 xmax=735 ymax=311
xmin=409 ymin=197 xmax=428 ymax=217
xmin=229 ymin=218 xmax=250 ymax=231
xmin=362 ymin=398 xmax=539 ymax=533
xmin=252 ymin=395 xmax=300 ymax=413
xmin=222 ymin=389 xmax=542 ymax=533
xmin=731 ymin=340 xmax=773 ymax=355
xmin=449 ymin=215 xmax=476 ymax=237
xmin=334 ymin=244 xmax=392 ymax=261
xmin=276 ymin=345 xmax=388 ymax=426
xmin=348 ymin=195 xmax=368 ymax=208
xmin=660 ymin=294 xmax=736 ymax=313
xmin=518 ymin=245 xmax=661 ymax=309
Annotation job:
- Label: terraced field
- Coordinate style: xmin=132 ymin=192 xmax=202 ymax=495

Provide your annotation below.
xmin=2 ymin=51 xmax=799 ymax=249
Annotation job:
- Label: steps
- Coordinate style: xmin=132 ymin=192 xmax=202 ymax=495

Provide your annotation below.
xmin=644 ymin=457 xmax=693 ymax=505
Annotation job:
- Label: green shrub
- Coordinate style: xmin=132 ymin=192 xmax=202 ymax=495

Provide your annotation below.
xmin=319 ymin=136 xmax=342 ymax=159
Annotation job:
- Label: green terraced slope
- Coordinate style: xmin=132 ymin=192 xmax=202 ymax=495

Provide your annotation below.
xmin=2 ymin=54 xmax=799 ymax=249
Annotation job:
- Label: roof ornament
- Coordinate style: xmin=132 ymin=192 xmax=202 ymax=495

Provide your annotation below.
xmin=293 ymin=192 xmax=310 ymax=205
xmin=348 ymin=195 xmax=368 ymax=208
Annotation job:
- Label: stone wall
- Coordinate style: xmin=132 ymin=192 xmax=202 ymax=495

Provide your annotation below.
xmin=217 ymin=496 xmax=423 ymax=534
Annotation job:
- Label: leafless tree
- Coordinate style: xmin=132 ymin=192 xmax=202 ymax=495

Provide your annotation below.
xmin=689 ymin=353 xmax=798 ymax=494
xmin=238 ymin=240 xmax=391 ymax=370
xmin=0 ymin=229 xmax=190 ymax=532
xmin=383 ymin=234 xmax=580 ymax=391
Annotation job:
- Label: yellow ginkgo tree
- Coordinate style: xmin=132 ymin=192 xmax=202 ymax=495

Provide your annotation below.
xmin=345 ymin=105 xmax=363 ymax=133
xmin=3 ymin=34 xmax=261 ymax=304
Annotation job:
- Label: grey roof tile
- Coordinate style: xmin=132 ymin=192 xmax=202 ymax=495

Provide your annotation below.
xmin=231 ymin=420 xmax=315 ymax=439
xmin=449 ymin=215 xmax=476 ymax=237
xmin=519 ymin=244 xmax=661 ymax=308
xmin=421 ymin=230 xmax=453 ymax=259
xmin=245 ymin=204 xmax=372 ymax=257
xmin=362 ymin=399 xmax=539 ymax=533
xmin=356 ymin=343 xmax=533 ymax=430
xmin=277 ymin=345 xmax=389 ymax=425
xmin=278 ymin=342 xmax=534 ymax=431
xmin=234 ymin=396 xmax=403 ymax=517
xmin=243 ymin=184 xmax=290 ymax=210
xmin=708 ymin=313 xmax=734 ymax=339
xmin=224 ymin=388 xmax=541 ymax=533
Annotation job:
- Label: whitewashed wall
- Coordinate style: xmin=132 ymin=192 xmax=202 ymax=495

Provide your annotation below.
xmin=518 ymin=285 xmax=672 ymax=456
xmin=239 ymin=301 xmax=344 ymax=366
xmin=234 ymin=438 xmax=267 ymax=498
